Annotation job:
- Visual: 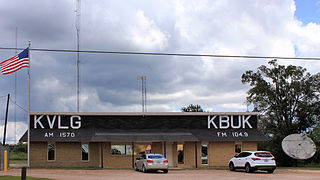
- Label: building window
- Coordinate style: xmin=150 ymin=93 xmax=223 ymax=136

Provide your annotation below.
xmin=134 ymin=144 xmax=151 ymax=155
xmin=48 ymin=143 xmax=55 ymax=161
xmin=111 ymin=145 xmax=131 ymax=155
xmin=177 ymin=144 xmax=184 ymax=164
xmin=82 ymin=143 xmax=89 ymax=161
xmin=235 ymin=142 xmax=242 ymax=153
xmin=201 ymin=144 xmax=208 ymax=165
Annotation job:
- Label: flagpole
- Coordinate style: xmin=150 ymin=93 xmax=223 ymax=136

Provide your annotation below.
xmin=27 ymin=41 xmax=31 ymax=167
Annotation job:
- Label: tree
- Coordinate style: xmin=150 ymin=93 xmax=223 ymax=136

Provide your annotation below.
xmin=9 ymin=142 xmax=27 ymax=161
xmin=308 ymin=125 xmax=320 ymax=164
xmin=241 ymin=60 xmax=320 ymax=166
xmin=181 ymin=104 xmax=204 ymax=112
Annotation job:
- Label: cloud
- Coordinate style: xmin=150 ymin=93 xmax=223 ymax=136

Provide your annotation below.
xmin=292 ymin=22 xmax=320 ymax=57
xmin=128 ymin=10 xmax=169 ymax=51
xmin=0 ymin=121 xmax=27 ymax=144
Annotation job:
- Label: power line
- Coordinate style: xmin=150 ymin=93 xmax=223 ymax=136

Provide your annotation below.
xmin=0 ymin=95 xmax=8 ymax=99
xmin=10 ymin=100 xmax=27 ymax=113
xmin=0 ymin=47 xmax=320 ymax=61
xmin=0 ymin=94 xmax=27 ymax=112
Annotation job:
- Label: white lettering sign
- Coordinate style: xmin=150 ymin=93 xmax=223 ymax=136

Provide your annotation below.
xmin=59 ymin=132 xmax=76 ymax=138
xmin=44 ymin=132 xmax=54 ymax=137
xmin=47 ymin=116 xmax=56 ymax=129
xmin=43 ymin=132 xmax=77 ymax=138
xmin=231 ymin=116 xmax=241 ymax=128
xmin=208 ymin=115 xmax=253 ymax=129
xmin=58 ymin=116 xmax=69 ymax=129
xmin=242 ymin=116 xmax=252 ymax=129
xmin=217 ymin=131 xmax=249 ymax=138
xmin=70 ymin=116 xmax=81 ymax=129
xmin=34 ymin=115 xmax=44 ymax=129
xmin=217 ymin=132 xmax=228 ymax=137
xmin=208 ymin=116 xmax=217 ymax=129
xmin=219 ymin=116 xmax=230 ymax=129
xmin=33 ymin=115 xmax=82 ymax=129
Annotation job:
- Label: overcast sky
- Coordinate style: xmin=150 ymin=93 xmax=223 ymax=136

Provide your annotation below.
xmin=0 ymin=0 xmax=320 ymax=144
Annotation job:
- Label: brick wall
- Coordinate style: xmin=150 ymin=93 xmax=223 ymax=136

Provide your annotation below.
xmin=184 ymin=142 xmax=196 ymax=168
xmin=30 ymin=142 xmax=47 ymax=167
xmin=103 ymin=142 xmax=132 ymax=168
xmin=242 ymin=141 xmax=257 ymax=151
xmin=31 ymin=141 xmax=257 ymax=168
xmin=209 ymin=142 xmax=235 ymax=166
xmin=151 ymin=142 xmax=163 ymax=154
xmin=30 ymin=142 xmax=100 ymax=167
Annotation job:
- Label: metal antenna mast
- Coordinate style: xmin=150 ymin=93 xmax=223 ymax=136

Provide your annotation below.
xmin=14 ymin=27 xmax=18 ymax=143
xmin=136 ymin=76 xmax=147 ymax=113
xmin=75 ymin=0 xmax=81 ymax=112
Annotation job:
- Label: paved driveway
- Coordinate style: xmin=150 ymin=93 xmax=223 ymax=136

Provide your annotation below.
xmin=1 ymin=168 xmax=320 ymax=180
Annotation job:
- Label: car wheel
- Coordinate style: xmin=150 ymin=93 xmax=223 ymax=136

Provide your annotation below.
xmin=267 ymin=169 xmax=274 ymax=173
xmin=163 ymin=169 xmax=168 ymax=173
xmin=142 ymin=165 xmax=147 ymax=173
xmin=245 ymin=163 xmax=252 ymax=173
xmin=134 ymin=164 xmax=139 ymax=171
xmin=229 ymin=162 xmax=235 ymax=171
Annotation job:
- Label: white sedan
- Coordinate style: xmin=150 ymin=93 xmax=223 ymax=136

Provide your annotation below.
xmin=135 ymin=153 xmax=169 ymax=173
xmin=229 ymin=151 xmax=276 ymax=173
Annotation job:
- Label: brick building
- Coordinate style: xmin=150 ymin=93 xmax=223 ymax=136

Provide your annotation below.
xmin=21 ymin=112 xmax=266 ymax=168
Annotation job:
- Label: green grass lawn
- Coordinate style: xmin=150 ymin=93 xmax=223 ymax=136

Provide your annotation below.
xmin=9 ymin=160 xmax=27 ymax=164
xmin=0 ymin=176 xmax=53 ymax=180
xmin=9 ymin=152 xmax=27 ymax=160
xmin=9 ymin=151 xmax=27 ymax=165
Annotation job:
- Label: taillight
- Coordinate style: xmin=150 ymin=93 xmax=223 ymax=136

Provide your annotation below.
xmin=147 ymin=160 xmax=153 ymax=163
xmin=272 ymin=157 xmax=275 ymax=160
xmin=251 ymin=158 xmax=261 ymax=161
xmin=164 ymin=160 xmax=168 ymax=163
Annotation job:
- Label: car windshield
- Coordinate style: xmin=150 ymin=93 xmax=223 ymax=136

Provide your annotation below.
xmin=254 ymin=152 xmax=273 ymax=157
xmin=148 ymin=155 xmax=164 ymax=159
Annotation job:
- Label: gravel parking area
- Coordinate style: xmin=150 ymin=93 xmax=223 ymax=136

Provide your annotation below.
xmin=1 ymin=168 xmax=320 ymax=180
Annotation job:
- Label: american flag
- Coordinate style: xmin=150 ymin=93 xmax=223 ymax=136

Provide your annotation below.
xmin=0 ymin=48 xmax=29 ymax=75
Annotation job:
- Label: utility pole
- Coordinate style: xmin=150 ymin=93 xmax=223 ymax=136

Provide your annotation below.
xmin=3 ymin=94 xmax=10 ymax=145
xmin=136 ymin=76 xmax=147 ymax=113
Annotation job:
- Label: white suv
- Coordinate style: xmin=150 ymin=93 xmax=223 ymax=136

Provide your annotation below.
xmin=229 ymin=151 xmax=276 ymax=173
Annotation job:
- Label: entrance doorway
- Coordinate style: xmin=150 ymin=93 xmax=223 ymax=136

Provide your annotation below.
xmin=166 ymin=143 xmax=174 ymax=167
